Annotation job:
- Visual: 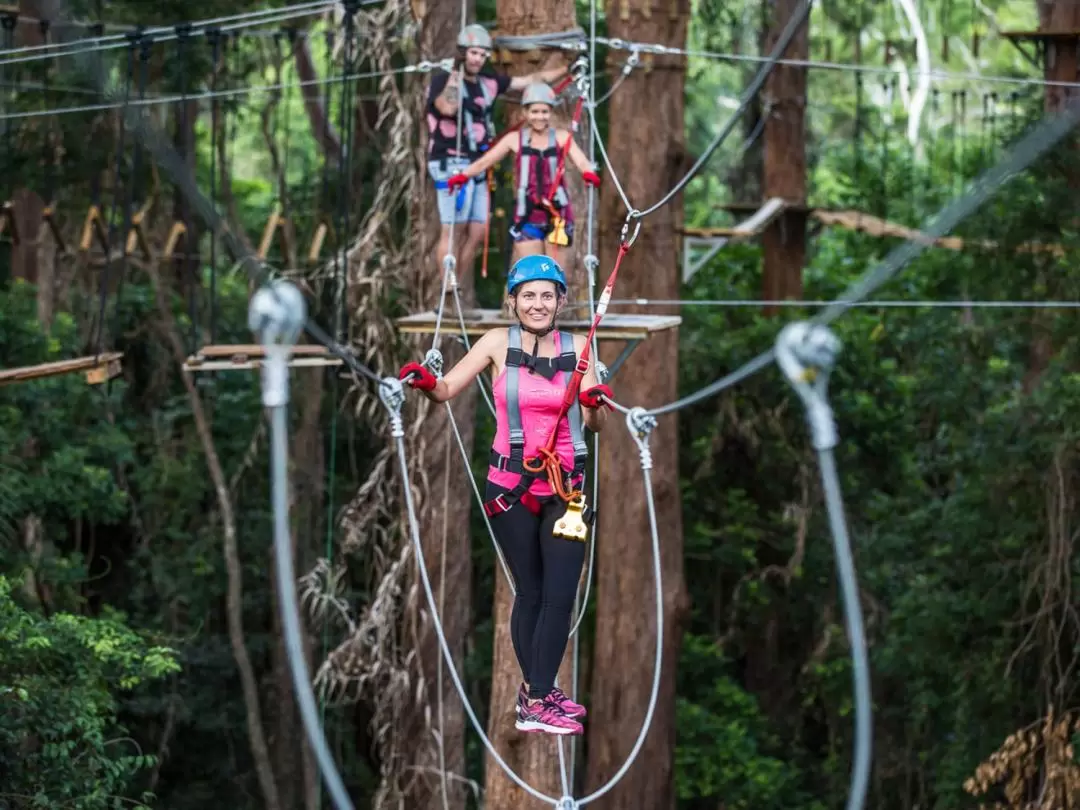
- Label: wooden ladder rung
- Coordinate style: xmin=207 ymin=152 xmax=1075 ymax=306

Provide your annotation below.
xmin=163 ymin=221 xmax=188 ymax=259
xmin=257 ymin=206 xmax=291 ymax=260
xmin=308 ymin=222 xmax=329 ymax=264
xmin=79 ymin=204 xmax=110 ymax=253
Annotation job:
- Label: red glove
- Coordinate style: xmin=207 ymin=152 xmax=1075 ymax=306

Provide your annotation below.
xmin=446 ymin=173 xmax=469 ymax=191
xmin=399 ymin=362 xmax=438 ymax=392
xmin=582 ymin=170 xmax=601 ymax=188
xmin=579 ymin=384 xmax=613 ymax=410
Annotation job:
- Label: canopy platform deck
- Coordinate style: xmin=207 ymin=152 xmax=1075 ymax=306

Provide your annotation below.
xmin=0 ymin=352 xmax=123 ymax=386
xmin=183 ymin=344 xmax=343 ymax=372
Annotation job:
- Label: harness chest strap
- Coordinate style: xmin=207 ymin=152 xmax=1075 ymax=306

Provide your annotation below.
xmin=461 ymin=75 xmax=495 ymax=155
xmin=483 ymin=326 xmax=589 ymax=518
xmin=514 ymin=127 xmax=569 ymax=225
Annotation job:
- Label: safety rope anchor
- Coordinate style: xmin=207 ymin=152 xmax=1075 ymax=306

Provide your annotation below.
xmin=556 ymin=796 xmax=580 ymax=810
xmin=775 ymin=322 xmax=841 ymax=451
xmin=620 ymin=210 xmax=643 ymax=247
xmin=378 ymin=377 xmax=407 ymax=438
xmin=422 ymin=348 xmax=444 ymax=378
xmin=626 ymin=407 xmax=657 ymax=470
xmin=248 ymin=280 xmax=307 ymax=409
xmin=583 ymin=253 xmax=599 ymax=287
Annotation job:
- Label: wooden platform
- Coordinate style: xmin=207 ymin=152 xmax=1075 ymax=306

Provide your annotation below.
xmin=0 ymin=352 xmax=123 ymax=386
xmin=395 ymin=310 xmax=681 ymax=341
xmin=183 ymin=344 xmax=344 ymax=372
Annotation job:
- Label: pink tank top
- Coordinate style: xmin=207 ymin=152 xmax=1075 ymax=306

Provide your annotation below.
xmin=488 ymin=330 xmax=578 ymax=497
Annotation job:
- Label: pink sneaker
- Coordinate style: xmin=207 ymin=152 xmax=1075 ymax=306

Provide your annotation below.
xmin=547 ymin=687 xmax=587 ymax=719
xmin=515 ymin=697 xmax=583 ymax=736
xmin=515 ymin=683 xmax=587 ymax=720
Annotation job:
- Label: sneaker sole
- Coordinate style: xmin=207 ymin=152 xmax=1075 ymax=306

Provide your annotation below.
xmin=515 ymin=719 xmax=583 ymax=736
xmin=512 ymin=702 xmax=587 ymax=720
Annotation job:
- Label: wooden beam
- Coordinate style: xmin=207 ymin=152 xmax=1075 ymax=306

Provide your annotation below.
xmin=41 ymin=204 xmax=66 ymax=253
xmin=257 ymin=205 xmax=291 ymax=260
xmin=0 ymin=352 xmax=123 ymax=386
xmin=307 ymin=222 xmax=329 ymax=264
xmin=125 ymin=200 xmax=154 ymax=260
xmin=79 ymin=204 xmax=110 ymax=253
xmin=182 ymin=343 xmax=344 ymax=372
xmin=395 ymin=309 xmax=682 ymax=341
xmin=163 ymin=222 xmax=187 ymax=259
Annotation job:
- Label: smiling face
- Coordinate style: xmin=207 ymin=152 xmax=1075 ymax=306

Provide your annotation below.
xmin=525 ymin=102 xmax=552 ymax=131
xmin=511 ymin=279 xmax=562 ymax=330
xmin=462 ymin=47 xmax=489 ymax=75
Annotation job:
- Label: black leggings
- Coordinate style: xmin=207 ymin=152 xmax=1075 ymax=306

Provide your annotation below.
xmin=486 ymin=481 xmax=586 ymax=700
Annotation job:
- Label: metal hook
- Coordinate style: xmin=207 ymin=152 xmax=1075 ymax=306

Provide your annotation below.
xmin=626 ymin=407 xmax=657 ymax=470
xmin=423 ymin=348 xmax=444 ymax=378
xmin=620 ymin=210 xmax=642 ymax=247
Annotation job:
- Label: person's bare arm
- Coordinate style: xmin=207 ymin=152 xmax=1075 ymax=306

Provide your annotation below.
xmin=432 ymin=70 xmax=461 ymax=117
xmin=508 ymin=62 xmax=568 ymax=91
xmin=459 ymin=135 xmax=515 ymax=179
xmin=424 ymin=329 xmax=500 ymax=402
xmin=574 ymin=334 xmax=608 ymax=432
xmin=562 ymin=133 xmax=594 ymax=174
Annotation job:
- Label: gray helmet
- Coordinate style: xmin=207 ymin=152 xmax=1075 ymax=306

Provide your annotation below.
xmin=457 ymin=24 xmax=492 ymax=51
xmin=521 ymin=82 xmax=556 ymax=107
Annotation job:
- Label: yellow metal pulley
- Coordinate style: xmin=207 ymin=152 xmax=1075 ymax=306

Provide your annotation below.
xmin=553 ymin=494 xmax=589 ymax=542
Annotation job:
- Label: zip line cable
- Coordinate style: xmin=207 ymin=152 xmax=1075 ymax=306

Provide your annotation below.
xmin=574 ymin=298 xmax=1080 ymax=309
xmin=0 ymin=0 xmax=340 ymax=65
xmin=0 ymin=58 xmax=453 ymax=122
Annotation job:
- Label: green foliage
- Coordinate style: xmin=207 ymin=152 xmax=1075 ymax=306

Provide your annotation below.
xmin=0 ymin=576 xmax=179 ymax=808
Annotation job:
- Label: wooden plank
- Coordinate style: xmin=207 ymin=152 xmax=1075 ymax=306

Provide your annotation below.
xmin=191 ymin=344 xmax=336 ymax=359
xmin=395 ymin=309 xmax=681 ymax=341
xmin=183 ymin=356 xmax=344 ymax=372
xmin=183 ymin=344 xmax=344 ymax=372
xmin=0 ymin=353 xmax=123 ymax=385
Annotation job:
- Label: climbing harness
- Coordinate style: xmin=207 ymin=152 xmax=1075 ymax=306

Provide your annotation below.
xmin=521 ymin=213 xmax=640 ymax=541
xmin=481 ymin=325 xmax=590 ymax=522
xmin=513 ymin=127 xmax=571 ymax=243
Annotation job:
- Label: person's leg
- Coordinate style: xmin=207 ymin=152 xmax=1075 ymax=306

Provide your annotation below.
xmin=526 ymin=500 xmax=587 ymax=701
xmin=485 ymin=483 xmax=542 ymax=686
xmin=429 ymin=160 xmax=458 ymax=274
xmin=457 ymin=179 xmax=489 ymax=283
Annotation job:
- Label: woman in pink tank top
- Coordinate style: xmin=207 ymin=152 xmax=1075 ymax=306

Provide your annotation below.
xmin=398 ymin=255 xmax=614 ymax=736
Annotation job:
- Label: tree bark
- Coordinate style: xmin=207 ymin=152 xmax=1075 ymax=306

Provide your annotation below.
xmin=1024 ymin=1 xmax=1080 ymax=391
xmin=761 ymin=0 xmax=809 ymax=312
xmin=147 ymin=261 xmax=283 ymax=810
xmin=398 ymin=4 xmax=478 ymax=809
xmin=585 ymin=1 xmax=690 ymax=808
xmin=481 ymin=3 xmax=583 ymax=808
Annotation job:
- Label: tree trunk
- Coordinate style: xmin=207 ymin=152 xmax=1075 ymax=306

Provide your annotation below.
xmin=483 ymin=3 xmax=582 ymax=808
xmin=761 ymin=0 xmax=809 ymax=312
xmin=1024 ymin=1 xmax=1080 ymax=391
xmin=585 ymin=2 xmax=690 ymax=809
xmin=398 ymin=4 xmax=477 ymax=809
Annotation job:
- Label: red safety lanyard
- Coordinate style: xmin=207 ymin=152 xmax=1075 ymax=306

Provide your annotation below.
xmin=522 ymin=218 xmax=641 ymax=495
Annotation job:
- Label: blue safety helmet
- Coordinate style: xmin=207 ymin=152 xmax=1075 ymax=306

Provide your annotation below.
xmin=507 ymin=255 xmax=568 ymax=296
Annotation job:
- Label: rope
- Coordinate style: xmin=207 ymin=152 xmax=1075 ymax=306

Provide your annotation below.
xmin=0 ymin=1 xmax=341 ymax=66
xmin=378 ymin=382 xmax=666 ymax=809
xmin=576 ymin=298 xmax=1080 ymax=309
xmin=582 ymin=36 xmax=1080 ymax=93
xmin=596 ymin=100 xmax=1080 ymax=419
xmin=592 ymin=0 xmax=813 ymax=222
xmin=62 ymin=3 xmax=382 ymax=385
xmin=491 ymin=28 xmax=587 ymax=50
xmin=0 ymin=58 xmax=459 ymax=122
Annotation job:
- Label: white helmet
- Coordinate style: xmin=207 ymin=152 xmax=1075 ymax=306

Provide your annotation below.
xmin=521 ymin=82 xmax=556 ymax=107
xmin=457 ymin=24 xmax=492 ymax=50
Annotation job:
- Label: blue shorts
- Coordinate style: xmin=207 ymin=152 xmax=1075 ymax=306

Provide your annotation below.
xmin=511 ymin=217 xmax=575 ymax=246
xmin=428 ymin=157 xmax=490 ymax=225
